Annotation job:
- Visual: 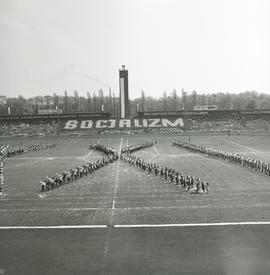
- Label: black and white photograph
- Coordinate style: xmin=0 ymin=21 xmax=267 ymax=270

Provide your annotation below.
xmin=0 ymin=0 xmax=270 ymax=274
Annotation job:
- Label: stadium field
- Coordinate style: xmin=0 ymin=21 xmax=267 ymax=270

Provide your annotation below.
xmin=0 ymin=133 xmax=270 ymax=274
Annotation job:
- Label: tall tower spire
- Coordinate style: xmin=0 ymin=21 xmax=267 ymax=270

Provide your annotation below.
xmin=119 ymin=65 xmax=129 ymax=118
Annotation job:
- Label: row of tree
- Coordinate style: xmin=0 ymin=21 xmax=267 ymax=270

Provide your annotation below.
xmin=0 ymin=90 xmax=270 ymax=116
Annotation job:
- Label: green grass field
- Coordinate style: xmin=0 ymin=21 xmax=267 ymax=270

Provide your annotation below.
xmin=0 ymin=133 xmax=270 ymax=274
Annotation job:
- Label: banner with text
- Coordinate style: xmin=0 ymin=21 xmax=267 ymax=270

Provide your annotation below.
xmin=62 ymin=117 xmax=185 ymax=130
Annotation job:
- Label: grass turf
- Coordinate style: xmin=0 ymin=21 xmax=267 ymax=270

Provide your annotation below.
xmin=0 ymin=133 xmax=270 ymax=274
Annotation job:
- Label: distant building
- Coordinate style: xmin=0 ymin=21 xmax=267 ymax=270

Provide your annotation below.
xmin=193 ymin=105 xmax=218 ymax=111
xmin=38 ymin=109 xmax=62 ymax=114
xmin=119 ymin=65 xmax=129 ymax=118
xmin=0 ymin=96 xmax=6 ymax=105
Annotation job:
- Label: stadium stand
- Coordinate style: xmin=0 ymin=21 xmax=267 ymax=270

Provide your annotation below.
xmin=0 ymin=110 xmax=269 ymax=136
xmin=0 ymin=112 xmax=110 ymax=136
xmin=0 ymin=123 xmax=58 ymax=137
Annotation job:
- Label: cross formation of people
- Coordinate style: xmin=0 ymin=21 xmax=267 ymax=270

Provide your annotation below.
xmin=173 ymin=141 xmax=270 ymax=176
xmin=121 ymin=142 xmax=209 ymax=194
xmin=3 ymin=140 xmax=214 ymax=195
xmin=89 ymin=142 xmax=118 ymax=158
xmin=40 ymin=143 xmax=118 ymax=192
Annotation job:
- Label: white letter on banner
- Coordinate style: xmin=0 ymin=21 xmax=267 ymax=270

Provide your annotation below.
xmin=64 ymin=120 xmax=78 ymax=130
xmin=119 ymin=119 xmax=131 ymax=128
xmin=134 ymin=119 xmax=143 ymax=127
xmin=143 ymin=119 xmax=148 ymax=127
xmin=108 ymin=120 xmax=116 ymax=128
xmin=96 ymin=120 xmax=108 ymax=128
xmin=80 ymin=120 xmax=93 ymax=129
xmin=148 ymin=119 xmax=161 ymax=127
xmin=162 ymin=118 xmax=184 ymax=127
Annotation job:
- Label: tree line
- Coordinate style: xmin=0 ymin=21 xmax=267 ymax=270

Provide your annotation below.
xmin=0 ymin=90 xmax=270 ymax=116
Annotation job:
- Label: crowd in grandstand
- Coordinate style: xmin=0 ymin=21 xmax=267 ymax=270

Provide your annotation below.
xmin=188 ymin=118 xmax=270 ymax=133
xmin=0 ymin=114 xmax=269 ymax=137
xmin=40 ymin=154 xmax=118 ymax=192
xmin=173 ymin=141 xmax=270 ymax=176
xmin=121 ymin=153 xmax=209 ymax=194
xmin=6 ymin=141 xmax=58 ymax=157
xmin=0 ymin=123 xmax=58 ymax=137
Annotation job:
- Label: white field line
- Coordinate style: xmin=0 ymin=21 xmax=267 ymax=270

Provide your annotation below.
xmin=5 ymin=187 xmax=270 ymax=199
xmin=0 ymin=207 xmax=107 ymax=212
xmin=9 ymin=138 xmax=102 ymax=161
xmin=0 ymin=201 xmax=113 ymax=207
xmin=167 ymin=153 xmax=200 ymax=157
xmin=148 ymin=154 xmax=205 ymax=161
xmin=118 ymin=137 xmax=123 ymax=156
xmin=3 ymin=195 xmax=270 ymax=206
xmin=0 ymin=225 xmax=107 ymax=229
xmin=2 ymin=190 xmax=186 ymax=197
xmin=111 ymin=137 xmax=123 ymax=210
xmin=5 ymin=188 xmax=270 ymax=199
xmin=82 ymin=137 xmax=102 ymax=160
xmin=153 ymin=145 xmax=161 ymax=156
xmin=101 ymin=138 xmax=124 ymax=274
xmin=7 ymin=159 xmax=48 ymax=169
xmin=9 ymin=155 xmax=104 ymax=161
xmin=5 ymin=191 xmax=270 ymax=202
xmin=115 ymin=203 xmax=270 ymax=209
xmin=148 ymin=156 xmax=163 ymax=162
xmin=148 ymin=153 xmax=199 ymax=162
xmin=114 ymin=221 xmax=270 ymax=228
xmin=218 ymin=137 xmax=266 ymax=154
xmin=1 ymin=222 xmax=270 ymax=230
xmin=8 ymin=138 xmax=103 ymax=162
xmin=1 ymin=195 xmax=114 ymax=201
xmin=101 ymin=230 xmax=111 ymax=274
xmin=47 ymin=191 xmax=270 ymax=198
xmin=2 ymin=202 xmax=270 ymax=212
xmin=9 ymin=156 xmax=80 ymax=160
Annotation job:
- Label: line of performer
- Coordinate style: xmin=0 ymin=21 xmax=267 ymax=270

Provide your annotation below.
xmin=0 ymin=145 xmax=9 ymax=195
xmin=121 ymin=141 xmax=154 ymax=154
xmin=173 ymin=141 xmax=270 ymax=176
xmin=6 ymin=141 xmax=58 ymax=157
xmin=40 ymin=143 xmax=119 ymax=192
xmin=89 ymin=142 xmax=118 ymax=158
xmin=40 ymin=154 xmax=118 ymax=192
xmin=121 ymin=151 xmax=209 ymax=194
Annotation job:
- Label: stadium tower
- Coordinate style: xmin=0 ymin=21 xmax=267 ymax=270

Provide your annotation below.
xmin=119 ymin=65 xmax=129 ymax=118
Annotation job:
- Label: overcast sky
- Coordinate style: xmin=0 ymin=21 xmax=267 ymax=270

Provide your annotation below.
xmin=0 ymin=0 xmax=269 ymax=99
